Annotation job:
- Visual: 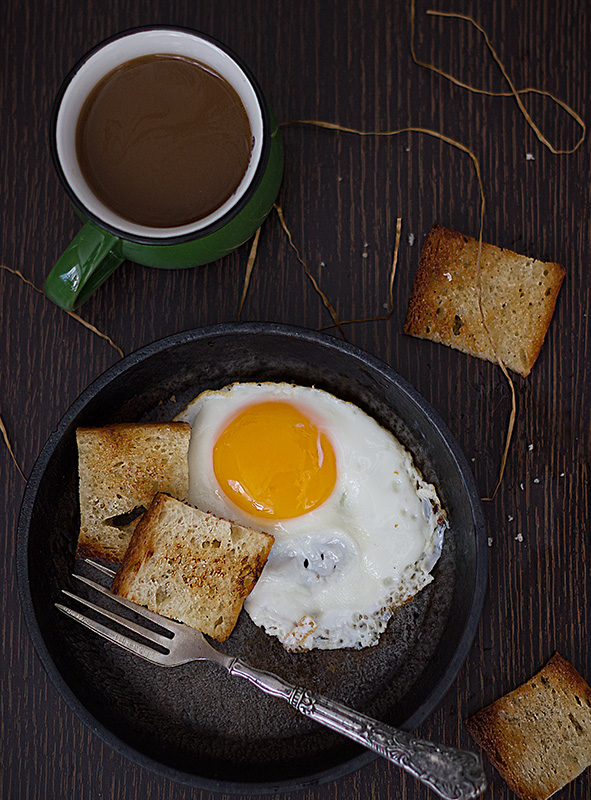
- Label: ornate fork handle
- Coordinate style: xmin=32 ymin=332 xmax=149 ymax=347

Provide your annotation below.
xmin=229 ymin=658 xmax=486 ymax=800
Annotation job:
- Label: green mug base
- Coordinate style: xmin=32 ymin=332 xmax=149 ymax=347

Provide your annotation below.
xmin=121 ymin=129 xmax=284 ymax=269
xmin=45 ymin=124 xmax=283 ymax=310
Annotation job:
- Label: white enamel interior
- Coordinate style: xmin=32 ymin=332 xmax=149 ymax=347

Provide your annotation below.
xmin=55 ymin=30 xmax=263 ymax=239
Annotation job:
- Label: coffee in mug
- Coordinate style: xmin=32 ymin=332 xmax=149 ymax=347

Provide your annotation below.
xmin=75 ymin=54 xmax=253 ymax=228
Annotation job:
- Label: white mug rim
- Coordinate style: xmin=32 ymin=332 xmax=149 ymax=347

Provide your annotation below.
xmin=51 ymin=26 xmax=270 ymax=244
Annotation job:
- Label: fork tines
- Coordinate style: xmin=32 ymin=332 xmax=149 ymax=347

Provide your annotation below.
xmin=56 ymin=559 xmax=176 ymax=665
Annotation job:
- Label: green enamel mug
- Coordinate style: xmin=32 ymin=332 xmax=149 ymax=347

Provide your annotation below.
xmin=45 ymin=27 xmax=284 ymax=311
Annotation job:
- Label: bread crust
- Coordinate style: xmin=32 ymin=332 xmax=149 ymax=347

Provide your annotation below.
xmin=466 ymin=653 xmax=591 ymax=800
xmin=76 ymin=422 xmax=191 ymax=562
xmin=112 ymin=493 xmax=274 ymax=641
xmin=404 ymin=223 xmax=565 ymax=376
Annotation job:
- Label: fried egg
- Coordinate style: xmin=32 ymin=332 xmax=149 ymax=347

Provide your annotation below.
xmin=175 ymin=382 xmax=447 ymax=651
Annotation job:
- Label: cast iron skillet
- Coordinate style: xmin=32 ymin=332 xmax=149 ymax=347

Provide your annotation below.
xmin=17 ymin=322 xmax=487 ymax=793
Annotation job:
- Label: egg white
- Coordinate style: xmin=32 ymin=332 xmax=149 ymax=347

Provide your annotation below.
xmin=175 ymin=382 xmax=447 ymax=651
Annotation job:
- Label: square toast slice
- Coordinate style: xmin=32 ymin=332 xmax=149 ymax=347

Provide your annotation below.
xmin=111 ymin=493 xmax=275 ymax=641
xmin=76 ymin=422 xmax=191 ymax=563
xmin=466 ymin=653 xmax=591 ymax=800
xmin=403 ymin=223 xmax=565 ymax=376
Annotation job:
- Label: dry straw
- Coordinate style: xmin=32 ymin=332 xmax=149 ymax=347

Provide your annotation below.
xmin=237 ymin=226 xmax=262 ymax=320
xmin=0 ymin=411 xmax=25 ymax=481
xmin=318 ymin=216 xmax=402 ymax=330
xmin=0 ymin=264 xmax=124 ymax=358
xmin=1 ymin=263 xmax=125 ymax=480
xmin=410 ymin=1 xmax=586 ymax=155
xmin=274 ymin=203 xmax=347 ymax=339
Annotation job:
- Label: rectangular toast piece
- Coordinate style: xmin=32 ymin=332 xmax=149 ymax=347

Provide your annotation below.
xmin=76 ymin=422 xmax=191 ymax=563
xmin=465 ymin=653 xmax=591 ymax=800
xmin=111 ymin=493 xmax=275 ymax=641
xmin=403 ymin=223 xmax=565 ymax=376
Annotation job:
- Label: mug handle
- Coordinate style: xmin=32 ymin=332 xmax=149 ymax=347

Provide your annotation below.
xmin=44 ymin=220 xmax=125 ymax=311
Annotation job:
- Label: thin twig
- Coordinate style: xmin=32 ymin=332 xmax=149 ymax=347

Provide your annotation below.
xmin=0 ymin=263 xmax=124 ymax=357
xmin=274 ymin=204 xmax=347 ymax=339
xmin=410 ymin=0 xmax=585 ymax=154
xmin=319 ymin=216 xmax=402 ymax=329
xmin=238 ymin=226 xmax=262 ymax=320
xmin=0 ymin=411 xmax=26 ymax=481
xmin=66 ymin=311 xmax=124 ymax=357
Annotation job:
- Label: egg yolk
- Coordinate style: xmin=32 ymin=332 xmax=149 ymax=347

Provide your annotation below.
xmin=213 ymin=401 xmax=337 ymax=519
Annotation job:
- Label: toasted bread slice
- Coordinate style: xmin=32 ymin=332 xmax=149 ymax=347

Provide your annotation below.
xmin=403 ymin=223 xmax=565 ymax=376
xmin=466 ymin=653 xmax=591 ymax=800
xmin=76 ymin=422 xmax=191 ymax=563
xmin=111 ymin=493 xmax=275 ymax=641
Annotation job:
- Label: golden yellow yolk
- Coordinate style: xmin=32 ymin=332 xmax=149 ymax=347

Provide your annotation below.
xmin=212 ymin=401 xmax=337 ymax=519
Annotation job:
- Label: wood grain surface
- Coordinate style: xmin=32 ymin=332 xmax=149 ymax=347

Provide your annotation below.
xmin=1 ymin=0 xmax=590 ymax=798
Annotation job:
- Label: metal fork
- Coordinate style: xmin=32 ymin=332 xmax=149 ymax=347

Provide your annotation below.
xmin=57 ymin=560 xmax=486 ymax=800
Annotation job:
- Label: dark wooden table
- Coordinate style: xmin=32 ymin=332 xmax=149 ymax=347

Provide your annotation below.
xmin=2 ymin=1 xmax=589 ymax=798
